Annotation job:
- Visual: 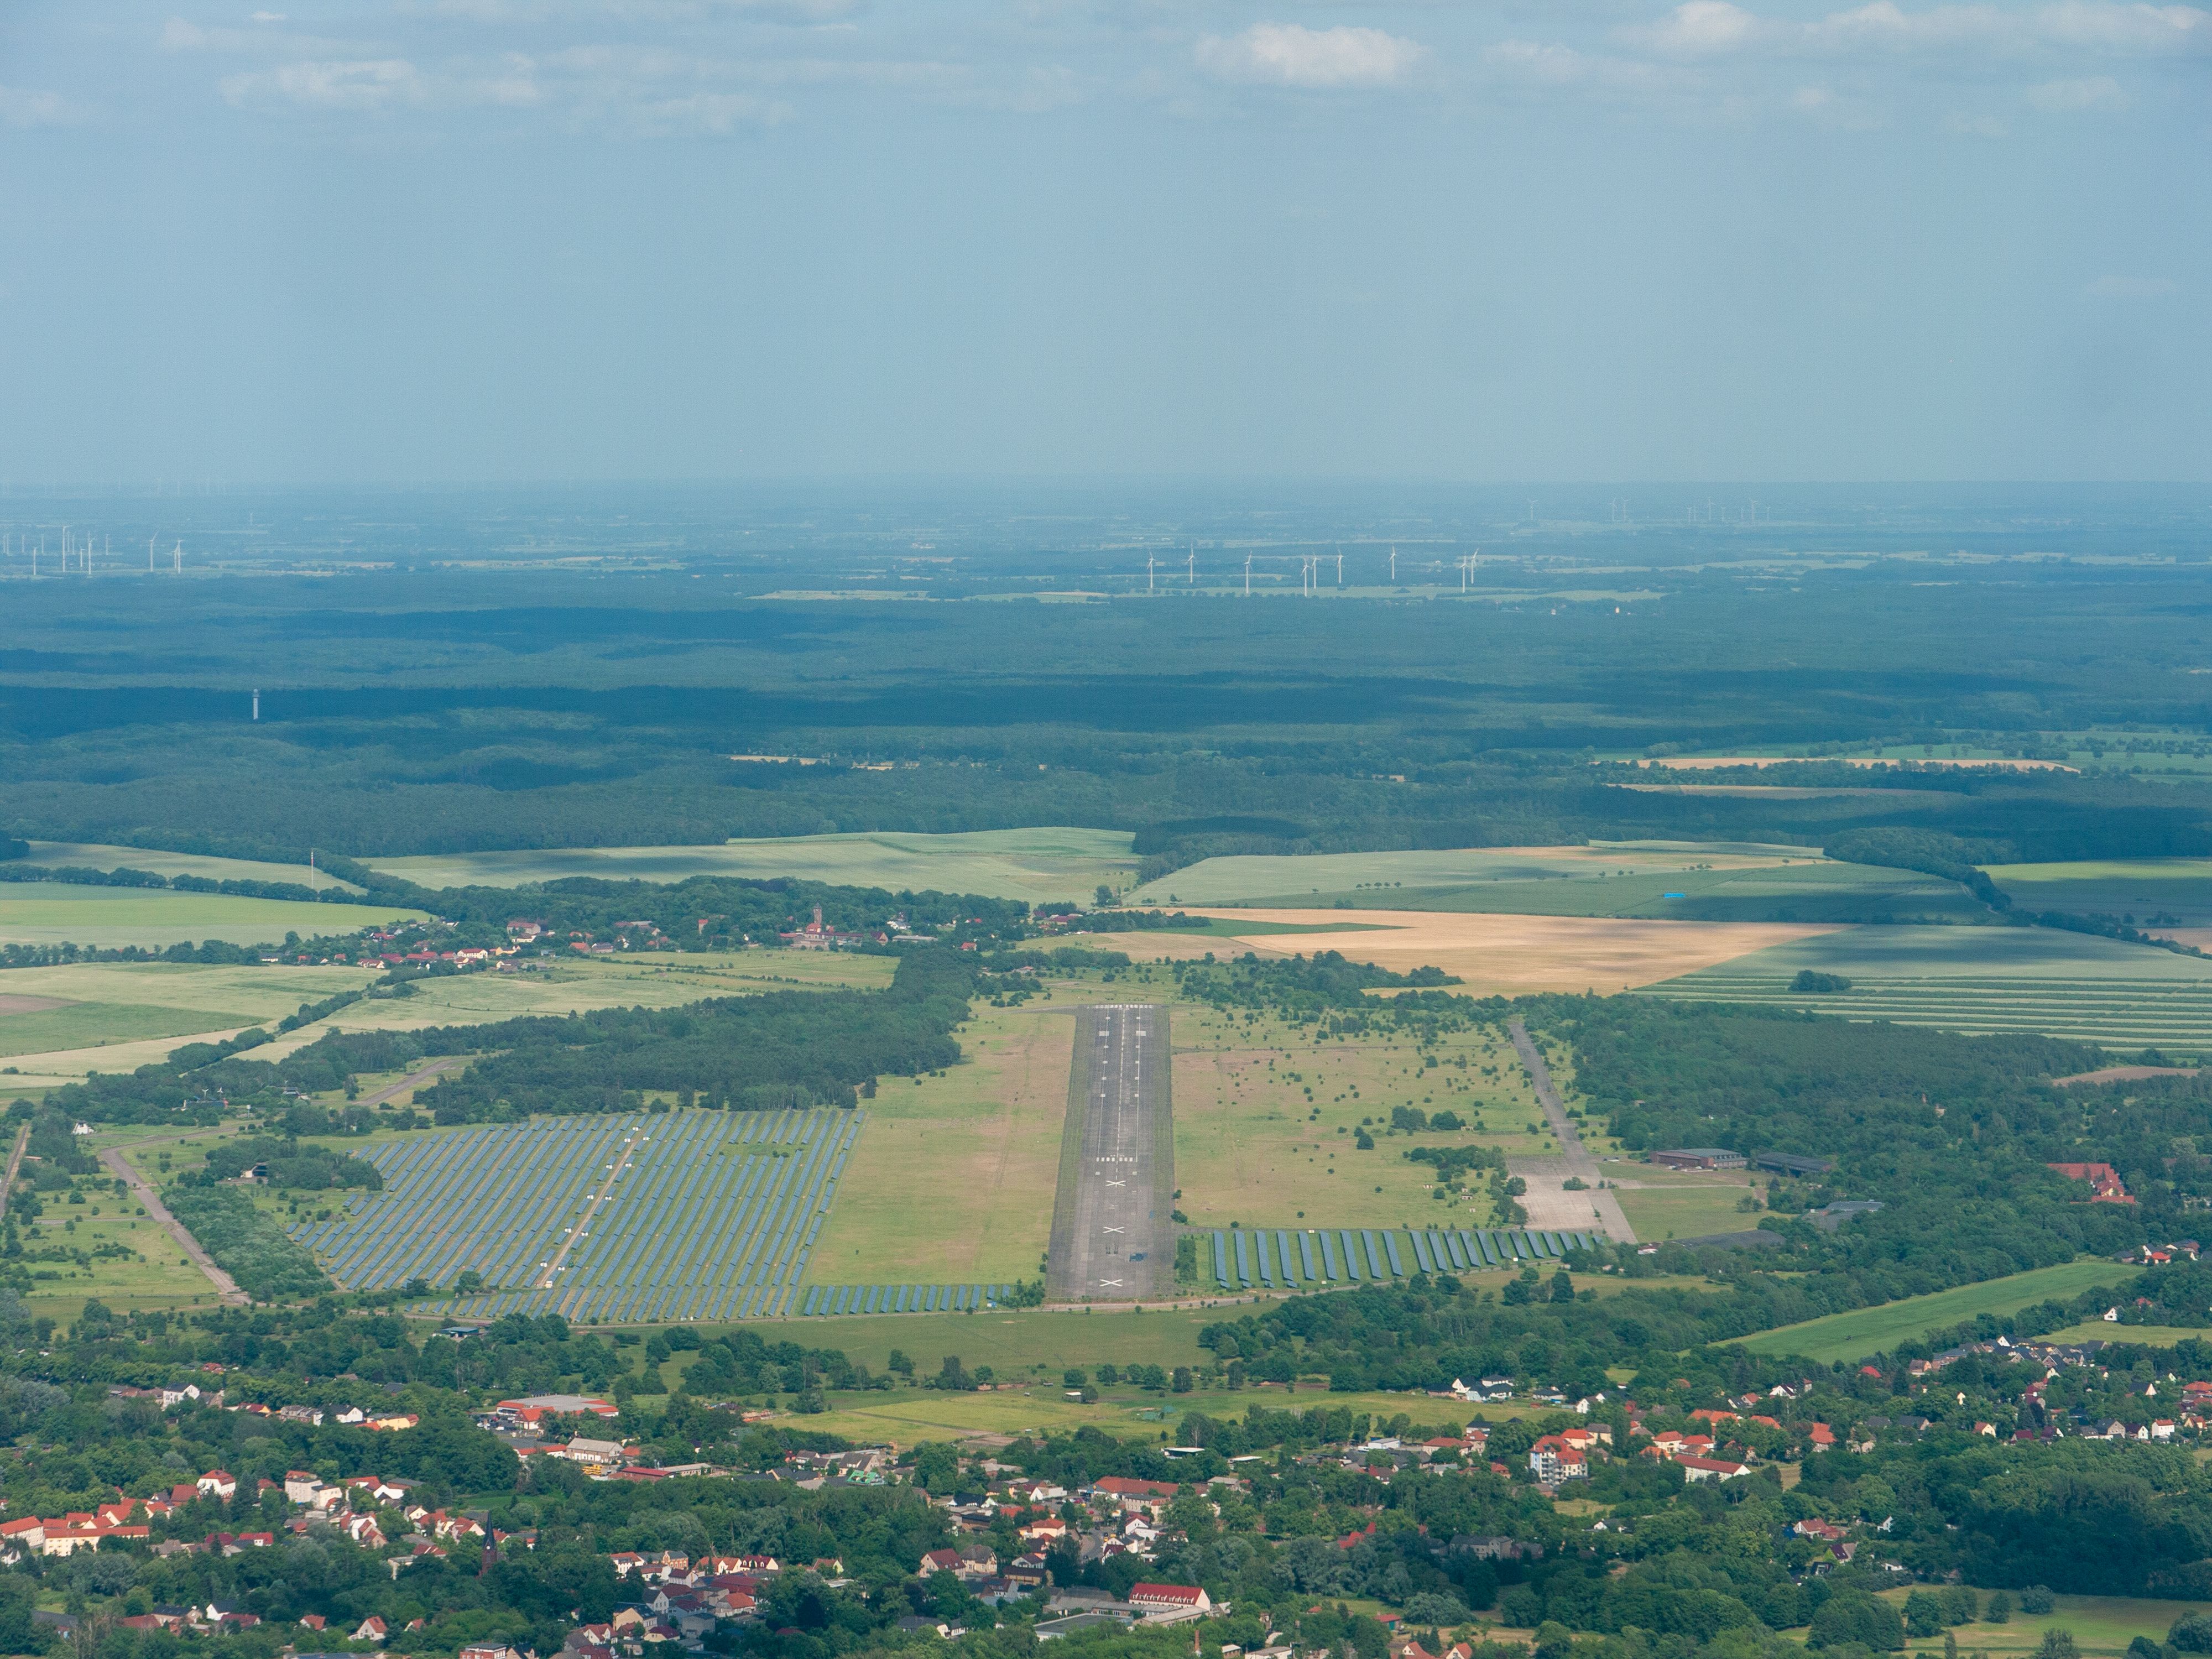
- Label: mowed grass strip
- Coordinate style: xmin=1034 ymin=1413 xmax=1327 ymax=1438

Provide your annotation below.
xmin=1729 ymin=1259 xmax=2141 ymax=1363
xmin=0 ymin=883 xmax=424 ymax=948
xmin=808 ymin=988 xmax=1079 ymax=1287
xmin=1611 ymin=1168 xmax=1762 ymax=1242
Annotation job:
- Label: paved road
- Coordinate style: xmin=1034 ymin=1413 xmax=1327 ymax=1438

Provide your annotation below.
xmin=101 ymin=1145 xmax=248 ymax=1304
xmin=1046 ymin=1004 xmax=1172 ymax=1302
xmin=1507 ymin=1016 xmax=1637 ymax=1243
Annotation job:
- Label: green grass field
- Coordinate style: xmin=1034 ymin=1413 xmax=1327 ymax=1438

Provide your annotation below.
xmin=18 ymin=841 xmax=363 ymax=893
xmin=1730 ymin=1259 xmax=2141 ymax=1363
xmin=1132 ymin=843 xmax=1818 ymax=908
xmin=15 ymin=1163 xmax=235 ymax=1326
xmin=0 ymin=1000 xmax=259 ymax=1059
xmin=1635 ymin=924 xmax=2212 ymax=1052
xmin=1612 ymin=1167 xmax=1764 ymax=1241
xmin=806 ymin=978 xmax=1093 ymax=1288
xmin=1893 ymin=1593 xmax=2212 ymax=1657
xmin=1169 ymin=990 xmax=1557 ymax=1232
xmin=0 ymin=953 xmax=893 ymax=1088
xmin=364 ymin=827 xmax=1140 ymax=906
xmin=791 ymin=1379 xmax=1483 ymax=1447
xmin=1986 ymin=859 xmax=2212 ymax=927
xmin=2038 ymin=1321 xmax=2207 ymax=1347
xmin=0 ymin=883 xmax=422 ymax=949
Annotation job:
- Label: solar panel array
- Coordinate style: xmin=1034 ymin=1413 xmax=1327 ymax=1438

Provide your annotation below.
xmin=1209 ymin=1225 xmax=1598 ymax=1291
xmin=290 ymin=1109 xmax=862 ymax=1323
xmin=799 ymin=1285 xmax=1012 ymax=1316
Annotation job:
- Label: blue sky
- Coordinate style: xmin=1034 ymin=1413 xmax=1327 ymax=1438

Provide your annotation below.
xmin=1 ymin=0 xmax=2205 ymax=483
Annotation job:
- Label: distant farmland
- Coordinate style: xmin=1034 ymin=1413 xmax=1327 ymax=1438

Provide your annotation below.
xmin=0 ymin=883 xmax=424 ymax=948
xmin=1636 ymin=924 xmax=2212 ymax=1053
xmin=365 ymin=827 xmax=1139 ymax=906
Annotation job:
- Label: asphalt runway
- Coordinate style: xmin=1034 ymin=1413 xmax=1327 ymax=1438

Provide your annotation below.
xmin=1046 ymin=1003 xmax=1172 ymax=1301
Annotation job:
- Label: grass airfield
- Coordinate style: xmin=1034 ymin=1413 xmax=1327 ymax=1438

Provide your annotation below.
xmin=17 ymin=832 xmax=2212 ymax=1340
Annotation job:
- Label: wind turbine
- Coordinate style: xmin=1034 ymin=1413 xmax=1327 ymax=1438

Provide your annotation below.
xmin=1390 ymin=546 xmax=1397 ymax=582
xmin=1187 ymin=545 xmax=1195 ymax=583
xmin=1147 ymin=554 xmax=1155 ymax=596
xmin=1243 ymin=554 xmax=1252 ymax=597
xmin=148 ymin=535 xmax=156 ymax=572
xmin=174 ymin=540 xmax=182 ymax=573
xmin=1335 ymin=549 xmax=1343 ymax=586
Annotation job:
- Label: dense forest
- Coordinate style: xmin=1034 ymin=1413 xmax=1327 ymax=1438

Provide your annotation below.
xmin=6 ymin=557 xmax=2212 ymax=868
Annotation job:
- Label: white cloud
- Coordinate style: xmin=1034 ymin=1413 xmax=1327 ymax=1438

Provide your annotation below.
xmin=2027 ymin=72 xmax=2131 ymax=107
xmin=1195 ymin=23 xmax=1427 ymax=88
xmin=1628 ymin=1 xmax=1772 ymax=56
xmin=1619 ymin=0 xmax=2210 ymax=58
xmin=0 ymin=86 xmax=84 ymax=128
xmin=631 ymin=91 xmax=791 ymax=134
xmin=222 ymin=59 xmax=427 ymax=109
xmin=1485 ymin=39 xmax=1677 ymax=93
xmin=2086 ymin=274 xmax=2180 ymax=296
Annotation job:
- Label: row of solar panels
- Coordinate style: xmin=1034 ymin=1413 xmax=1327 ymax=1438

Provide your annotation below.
xmin=799 ymin=1285 xmax=1014 ymax=1316
xmin=320 ymin=1108 xmax=859 ymax=1325
xmin=1212 ymin=1226 xmax=1597 ymax=1290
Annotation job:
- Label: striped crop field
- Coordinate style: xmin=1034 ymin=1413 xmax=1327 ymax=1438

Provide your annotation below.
xmin=1206 ymin=1224 xmax=1598 ymax=1291
xmin=1634 ymin=924 xmax=2212 ymax=1053
xmin=291 ymin=1108 xmax=861 ymax=1324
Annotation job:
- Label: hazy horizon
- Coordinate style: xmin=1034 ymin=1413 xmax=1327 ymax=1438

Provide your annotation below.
xmin=4 ymin=1 xmax=2206 ymax=487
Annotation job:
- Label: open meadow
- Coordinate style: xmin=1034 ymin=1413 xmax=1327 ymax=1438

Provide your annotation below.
xmin=1636 ymin=924 xmax=2212 ymax=1052
xmin=364 ymin=826 xmax=1140 ymax=906
xmin=1168 ymin=993 xmax=1564 ymax=1232
xmin=1985 ymin=858 xmax=2212 ymax=927
xmin=1891 ymin=1594 xmax=2212 ymax=1658
xmin=1133 ymin=843 xmax=1978 ymax=924
xmin=0 ymin=881 xmax=423 ymax=948
xmin=19 ymin=840 xmax=362 ymax=891
xmin=1129 ymin=842 xmax=1812 ymax=906
xmin=1730 ymin=1259 xmax=2141 ymax=1363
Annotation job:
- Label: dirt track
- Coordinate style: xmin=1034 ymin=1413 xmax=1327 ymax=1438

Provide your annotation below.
xmin=101 ymin=1146 xmax=247 ymax=1305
